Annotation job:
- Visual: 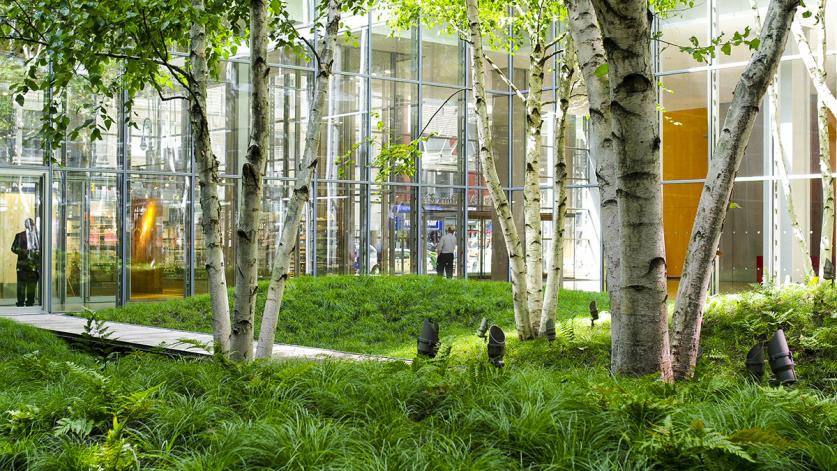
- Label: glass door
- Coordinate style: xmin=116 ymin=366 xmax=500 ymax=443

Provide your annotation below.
xmin=0 ymin=173 xmax=44 ymax=309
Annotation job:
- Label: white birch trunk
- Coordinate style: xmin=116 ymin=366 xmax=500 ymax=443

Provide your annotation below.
xmin=466 ymin=0 xmax=532 ymax=339
xmin=255 ymin=0 xmax=341 ymax=358
xmin=190 ymin=0 xmax=231 ymax=355
xmin=565 ymin=0 xmax=622 ymax=369
xmin=524 ymin=42 xmax=546 ymax=334
xmin=590 ymin=0 xmax=671 ymax=378
xmin=540 ymin=43 xmax=575 ymax=333
xmin=811 ymin=1 xmax=834 ymax=276
xmin=231 ymin=0 xmax=270 ymax=361
xmin=670 ymin=0 xmax=799 ymax=380
xmin=790 ymin=15 xmax=837 ymax=118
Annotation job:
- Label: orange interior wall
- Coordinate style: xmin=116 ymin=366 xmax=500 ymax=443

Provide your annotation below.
xmin=662 ymin=108 xmax=708 ymax=278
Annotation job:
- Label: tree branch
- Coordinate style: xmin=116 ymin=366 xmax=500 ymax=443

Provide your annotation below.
xmin=483 ymin=53 xmax=526 ymax=102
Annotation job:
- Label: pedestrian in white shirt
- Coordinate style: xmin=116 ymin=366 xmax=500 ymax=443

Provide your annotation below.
xmin=436 ymin=226 xmax=456 ymax=278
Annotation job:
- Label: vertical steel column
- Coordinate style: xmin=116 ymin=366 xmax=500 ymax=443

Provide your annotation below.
xmin=416 ymin=25 xmax=425 ymax=275
xmin=118 ymin=90 xmax=130 ymax=306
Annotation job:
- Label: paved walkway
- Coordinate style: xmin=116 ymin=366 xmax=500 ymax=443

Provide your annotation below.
xmin=0 ymin=312 xmax=403 ymax=362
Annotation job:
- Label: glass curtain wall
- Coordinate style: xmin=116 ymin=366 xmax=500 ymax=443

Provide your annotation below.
xmin=658 ymin=0 xmax=837 ymax=294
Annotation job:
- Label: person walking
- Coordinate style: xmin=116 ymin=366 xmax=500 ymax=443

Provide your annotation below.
xmin=11 ymin=218 xmax=40 ymax=307
xmin=436 ymin=226 xmax=456 ymax=278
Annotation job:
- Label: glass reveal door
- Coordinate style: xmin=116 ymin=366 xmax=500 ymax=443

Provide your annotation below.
xmin=0 ymin=173 xmax=44 ymax=308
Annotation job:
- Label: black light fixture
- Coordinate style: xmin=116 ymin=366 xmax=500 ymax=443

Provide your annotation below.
xmin=767 ymin=329 xmax=797 ymax=385
xmin=544 ymin=319 xmax=556 ymax=343
xmin=589 ymin=300 xmax=599 ymax=328
xmin=476 ymin=317 xmax=489 ymax=339
xmin=487 ymin=325 xmax=506 ymax=368
xmin=824 ymin=259 xmax=834 ymax=285
xmin=417 ymin=318 xmax=440 ymax=358
xmin=745 ymin=342 xmax=765 ymax=381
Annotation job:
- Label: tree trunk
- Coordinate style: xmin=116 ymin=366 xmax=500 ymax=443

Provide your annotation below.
xmin=540 ymin=41 xmax=575 ymax=334
xmin=255 ymin=0 xmax=341 ymax=359
xmin=231 ymin=0 xmax=270 ymax=361
xmin=790 ymin=15 xmax=837 ymax=117
xmin=524 ymin=41 xmax=545 ymax=334
xmin=565 ymin=0 xmax=622 ymax=369
xmin=190 ymin=0 xmax=231 ymax=355
xmin=670 ymin=0 xmax=799 ymax=380
xmin=465 ymin=0 xmax=532 ymax=339
xmin=590 ymin=0 xmax=671 ymax=378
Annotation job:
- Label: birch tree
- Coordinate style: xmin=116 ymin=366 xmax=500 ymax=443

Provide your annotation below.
xmin=564 ymin=0 xmax=622 ymax=367
xmin=255 ymin=0 xmax=343 ymax=358
xmin=670 ymin=0 xmax=800 ymax=380
xmin=790 ymin=1 xmax=835 ymax=277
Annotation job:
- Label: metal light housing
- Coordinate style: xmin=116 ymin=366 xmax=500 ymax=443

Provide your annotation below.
xmin=417 ymin=318 xmax=440 ymax=358
xmin=589 ymin=300 xmax=599 ymax=327
xmin=487 ymin=325 xmax=506 ymax=368
xmin=745 ymin=342 xmax=764 ymax=381
xmin=767 ymin=329 xmax=797 ymax=385
xmin=544 ymin=319 xmax=556 ymax=343
xmin=476 ymin=317 xmax=488 ymax=339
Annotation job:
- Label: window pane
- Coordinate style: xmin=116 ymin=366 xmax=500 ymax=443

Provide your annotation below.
xmin=371 ymin=185 xmax=417 ymax=274
xmin=662 ymin=72 xmax=708 ymax=180
xmin=720 ymin=181 xmax=766 ymax=292
xmin=316 ymin=182 xmax=363 ymax=274
xmin=194 ymin=179 xmax=236 ymax=294
xmin=372 ymin=21 xmax=418 ymax=80
xmin=269 ymin=67 xmax=312 ymax=178
xmin=127 ymin=175 xmax=189 ymax=301
xmin=422 ymin=27 xmax=465 ymax=85
xmin=320 ymin=74 xmax=366 ymax=181
xmin=260 ymin=179 xmax=307 ymax=278
xmin=658 ymin=0 xmax=708 ymax=71
xmin=423 ymin=187 xmax=464 ymax=277
xmin=421 ymin=85 xmax=466 ymax=186
xmin=128 ymin=85 xmax=190 ymax=172
xmin=0 ymin=56 xmax=45 ymax=166
xmin=719 ymin=66 xmax=767 ymax=177
xmin=370 ymin=80 xmax=417 ymax=183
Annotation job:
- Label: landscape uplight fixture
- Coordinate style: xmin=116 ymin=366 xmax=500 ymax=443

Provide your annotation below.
xmin=417 ymin=318 xmax=440 ymax=358
xmin=487 ymin=325 xmax=506 ymax=368
xmin=589 ymin=300 xmax=599 ymax=328
xmin=767 ymin=329 xmax=797 ymax=385
xmin=476 ymin=317 xmax=489 ymax=339
xmin=745 ymin=342 xmax=765 ymax=381
xmin=544 ymin=319 xmax=556 ymax=343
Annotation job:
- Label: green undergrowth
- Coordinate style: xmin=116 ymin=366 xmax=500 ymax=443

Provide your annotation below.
xmin=1 ymin=309 xmax=836 ymax=470
xmin=81 ymin=276 xmax=609 ymax=356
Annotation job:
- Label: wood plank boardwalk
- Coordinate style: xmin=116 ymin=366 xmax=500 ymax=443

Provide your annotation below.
xmin=0 ymin=312 xmax=403 ymax=363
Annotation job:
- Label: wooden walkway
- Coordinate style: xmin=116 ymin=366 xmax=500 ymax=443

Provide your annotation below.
xmin=0 ymin=312 xmax=401 ymax=362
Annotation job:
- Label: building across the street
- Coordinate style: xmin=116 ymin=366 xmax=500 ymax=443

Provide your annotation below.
xmin=0 ymin=0 xmax=835 ymax=313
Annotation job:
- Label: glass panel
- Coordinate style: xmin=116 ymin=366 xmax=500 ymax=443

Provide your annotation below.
xmin=127 ymin=175 xmax=189 ymax=301
xmin=776 ymin=178 xmax=817 ymax=282
xmin=259 ymin=179 xmax=307 ymax=279
xmin=194 ymin=180 xmax=236 ymax=294
xmin=370 ymin=79 xmax=417 ymax=183
xmin=662 ymin=72 xmax=708 ymax=180
xmin=64 ymin=80 xmax=119 ymax=168
xmin=658 ymin=0 xmax=708 ymax=71
xmin=316 ymin=182 xmax=363 ymax=274
xmin=370 ymin=185 xmax=417 ymax=274
xmin=371 ymin=21 xmax=418 ymax=80
xmin=0 ymin=174 xmax=43 ymax=307
xmin=269 ymin=67 xmax=312 ymax=178
xmin=421 ymin=27 xmax=465 ymax=85
xmin=778 ymin=59 xmax=821 ymax=175
xmin=52 ymin=172 xmax=118 ymax=311
xmin=720 ymin=180 xmax=766 ymax=292
xmin=334 ymin=28 xmax=367 ymax=74
xmin=719 ymin=66 xmax=767 ymax=177
xmin=663 ymin=183 xmax=703 ymax=283
xmin=128 ymin=85 xmax=190 ymax=172
xmin=0 ymin=56 xmax=45 ymax=166
xmin=421 ymin=85 xmax=466 ymax=186
xmin=466 ymin=187 xmax=494 ymax=279
xmin=320 ymin=75 xmax=366 ymax=181
xmin=562 ymin=186 xmax=602 ymax=291
xmin=718 ymin=0 xmax=774 ymax=64
xmin=423 ymin=187 xmax=464 ymax=277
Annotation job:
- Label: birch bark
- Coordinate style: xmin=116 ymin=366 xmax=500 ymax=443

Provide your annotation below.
xmin=565 ymin=0 xmax=622 ymax=369
xmin=190 ymin=0 xmax=231 ymax=354
xmin=670 ymin=0 xmax=799 ymax=380
xmin=255 ymin=0 xmax=341 ymax=358
xmin=524 ymin=39 xmax=545 ymax=334
xmin=465 ymin=0 xmax=532 ymax=339
xmin=590 ymin=0 xmax=671 ymax=378
xmin=815 ymin=0 xmax=834 ymax=277
xmin=540 ymin=40 xmax=575 ymax=333
xmin=231 ymin=0 xmax=270 ymax=361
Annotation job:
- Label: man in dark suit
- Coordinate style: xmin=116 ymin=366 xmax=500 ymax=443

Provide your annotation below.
xmin=11 ymin=218 xmax=40 ymax=307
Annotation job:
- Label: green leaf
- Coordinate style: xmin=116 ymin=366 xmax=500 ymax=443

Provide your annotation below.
xmin=594 ymin=63 xmax=608 ymax=79
xmin=721 ymin=43 xmax=732 ymax=56
xmin=729 ymin=202 xmax=742 ymax=209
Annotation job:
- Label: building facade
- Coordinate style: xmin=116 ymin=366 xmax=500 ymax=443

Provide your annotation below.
xmin=0 ymin=0 xmax=835 ymax=312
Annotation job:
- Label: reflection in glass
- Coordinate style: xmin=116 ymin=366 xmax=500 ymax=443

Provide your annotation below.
xmin=269 ymin=67 xmax=312 ymax=178
xmin=64 ymin=81 xmax=119 ymax=168
xmin=421 ymin=86 xmax=466 ymax=186
xmin=128 ymin=85 xmax=190 ymax=172
xmin=317 ymin=182 xmax=362 ymax=274
xmin=127 ymin=175 xmax=188 ymax=301
xmin=423 ymin=187 xmax=464 ymax=277
xmin=52 ymin=173 xmax=118 ymax=310
xmin=466 ymin=188 xmax=493 ymax=279
xmin=371 ymin=185 xmax=417 ymax=274
xmin=370 ymin=80 xmax=417 ymax=183
xmin=321 ymin=75 xmax=366 ymax=181
xmin=421 ymin=27 xmax=464 ymax=85
xmin=372 ymin=22 xmax=418 ymax=79
xmin=0 ymin=56 xmax=44 ymax=166
xmin=719 ymin=181 xmax=766 ymax=292
xmin=0 ymin=175 xmax=42 ymax=307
